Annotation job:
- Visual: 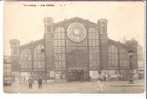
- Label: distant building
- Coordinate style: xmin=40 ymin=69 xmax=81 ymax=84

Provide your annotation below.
xmin=10 ymin=17 xmax=139 ymax=82
xmin=4 ymin=56 xmax=13 ymax=86
xmin=137 ymin=45 xmax=144 ymax=70
xmin=137 ymin=45 xmax=144 ymax=79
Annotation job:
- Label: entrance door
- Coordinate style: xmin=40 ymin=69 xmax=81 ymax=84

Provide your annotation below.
xmin=66 ymin=49 xmax=89 ymax=81
xmin=67 ymin=70 xmax=85 ymax=81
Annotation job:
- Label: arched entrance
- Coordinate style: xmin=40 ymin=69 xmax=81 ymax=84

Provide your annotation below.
xmin=66 ymin=49 xmax=89 ymax=81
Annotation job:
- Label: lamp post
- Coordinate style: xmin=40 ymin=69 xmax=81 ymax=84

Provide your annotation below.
xmin=128 ymin=50 xmax=134 ymax=84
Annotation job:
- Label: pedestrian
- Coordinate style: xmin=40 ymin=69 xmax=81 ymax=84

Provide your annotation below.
xmin=97 ymin=72 xmax=105 ymax=92
xmin=28 ymin=78 xmax=33 ymax=89
xmin=97 ymin=78 xmax=105 ymax=93
xmin=103 ymin=75 xmax=106 ymax=81
xmin=107 ymin=73 xmax=110 ymax=81
xmin=38 ymin=79 xmax=42 ymax=88
xmin=98 ymin=71 xmax=103 ymax=81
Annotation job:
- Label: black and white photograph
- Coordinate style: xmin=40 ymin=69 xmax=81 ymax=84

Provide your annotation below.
xmin=3 ymin=1 xmax=145 ymax=93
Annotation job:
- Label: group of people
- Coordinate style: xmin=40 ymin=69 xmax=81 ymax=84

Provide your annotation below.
xmin=98 ymin=72 xmax=123 ymax=81
xmin=28 ymin=78 xmax=43 ymax=89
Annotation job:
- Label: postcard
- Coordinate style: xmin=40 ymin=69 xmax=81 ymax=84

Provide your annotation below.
xmin=3 ymin=1 xmax=145 ymax=93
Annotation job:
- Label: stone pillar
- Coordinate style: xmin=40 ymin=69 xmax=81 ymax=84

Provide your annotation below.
xmin=10 ymin=39 xmax=20 ymax=72
xmin=125 ymin=40 xmax=138 ymax=69
xmin=44 ymin=17 xmax=55 ymax=80
xmin=9 ymin=39 xmax=20 ymax=83
xmin=97 ymin=19 xmax=108 ymax=71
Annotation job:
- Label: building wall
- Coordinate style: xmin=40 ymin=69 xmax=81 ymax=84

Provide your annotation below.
xmin=4 ymin=56 xmax=13 ymax=85
xmin=19 ymin=48 xmax=32 ymax=71
xmin=137 ymin=45 xmax=144 ymax=70
xmin=10 ymin=39 xmax=20 ymax=71
xmin=44 ymin=17 xmax=55 ymax=80
xmin=48 ymin=18 xmax=103 ymax=80
xmin=97 ymin=19 xmax=108 ymax=70
xmin=88 ymin=27 xmax=100 ymax=70
xmin=10 ymin=17 xmax=139 ymax=81
xmin=17 ymin=40 xmax=46 ymax=81
xmin=125 ymin=40 xmax=138 ymax=69
xmin=108 ymin=45 xmax=118 ymax=68
xmin=119 ymin=47 xmax=129 ymax=69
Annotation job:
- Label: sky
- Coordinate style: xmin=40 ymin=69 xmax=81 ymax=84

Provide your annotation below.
xmin=4 ymin=1 xmax=145 ymax=55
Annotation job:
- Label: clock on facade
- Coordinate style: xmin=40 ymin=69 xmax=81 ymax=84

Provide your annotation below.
xmin=67 ymin=22 xmax=87 ymax=42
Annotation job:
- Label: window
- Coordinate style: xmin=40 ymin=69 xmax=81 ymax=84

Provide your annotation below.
xmin=54 ymin=27 xmax=65 ymax=68
xmin=20 ymin=49 xmax=32 ymax=69
xmin=88 ymin=28 xmax=100 ymax=67
xmin=88 ymin=28 xmax=99 ymax=39
xmin=34 ymin=45 xmax=45 ymax=69
xmin=89 ymin=47 xmax=100 ymax=67
xmin=34 ymin=45 xmax=45 ymax=59
xmin=99 ymin=23 xmax=107 ymax=34
xmin=54 ymin=40 xmax=65 ymax=47
xmin=89 ymin=54 xmax=99 ymax=66
xmin=108 ymin=45 xmax=118 ymax=67
xmin=54 ymin=53 xmax=65 ymax=68
xmin=119 ymin=49 xmax=129 ymax=66
xmin=54 ymin=27 xmax=65 ymax=39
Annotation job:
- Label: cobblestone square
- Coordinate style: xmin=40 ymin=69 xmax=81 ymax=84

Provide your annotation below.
xmin=4 ymin=80 xmax=144 ymax=93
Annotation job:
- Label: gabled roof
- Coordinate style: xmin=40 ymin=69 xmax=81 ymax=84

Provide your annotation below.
xmin=108 ymin=39 xmax=128 ymax=49
xmin=20 ymin=39 xmax=44 ymax=49
xmin=54 ymin=17 xmax=97 ymax=27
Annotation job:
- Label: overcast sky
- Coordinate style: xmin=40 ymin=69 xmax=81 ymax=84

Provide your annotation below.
xmin=4 ymin=1 xmax=145 ymax=55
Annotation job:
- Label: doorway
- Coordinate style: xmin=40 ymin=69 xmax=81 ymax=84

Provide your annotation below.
xmin=66 ymin=70 xmax=86 ymax=81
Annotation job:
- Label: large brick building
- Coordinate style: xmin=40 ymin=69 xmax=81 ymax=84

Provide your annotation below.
xmin=10 ymin=17 xmax=138 ymax=82
xmin=4 ymin=56 xmax=13 ymax=85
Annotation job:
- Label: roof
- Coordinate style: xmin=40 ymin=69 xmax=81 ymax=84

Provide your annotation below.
xmin=108 ymin=39 xmax=128 ymax=49
xmin=53 ymin=17 xmax=97 ymax=27
xmin=20 ymin=39 xmax=44 ymax=49
xmin=19 ymin=17 xmax=127 ymax=50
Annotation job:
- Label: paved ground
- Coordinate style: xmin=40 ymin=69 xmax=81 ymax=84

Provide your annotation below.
xmin=4 ymin=80 xmax=144 ymax=93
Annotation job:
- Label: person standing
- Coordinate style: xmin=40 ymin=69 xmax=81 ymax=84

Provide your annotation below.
xmin=97 ymin=72 xmax=105 ymax=92
xmin=97 ymin=79 xmax=104 ymax=92
xmin=38 ymin=79 xmax=42 ymax=88
xmin=28 ymin=78 xmax=33 ymax=89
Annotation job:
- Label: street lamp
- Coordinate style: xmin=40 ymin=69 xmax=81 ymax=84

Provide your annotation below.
xmin=128 ymin=50 xmax=134 ymax=84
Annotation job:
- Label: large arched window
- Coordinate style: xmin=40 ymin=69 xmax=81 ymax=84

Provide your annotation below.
xmin=88 ymin=28 xmax=99 ymax=40
xmin=54 ymin=27 xmax=65 ymax=40
xmin=119 ymin=48 xmax=129 ymax=66
xmin=34 ymin=44 xmax=45 ymax=69
xmin=34 ymin=44 xmax=44 ymax=59
xmin=53 ymin=27 xmax=65 ymax=68
xmin=20 ymin=49 xmax=32 ymax=69
xmin=88 ymin=27 xmax=100 ymax=67
xmin=108 ymin=45 xmax=118 ymax=67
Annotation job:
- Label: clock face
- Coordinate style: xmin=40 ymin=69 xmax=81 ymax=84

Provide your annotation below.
xmin=67 ymin=23 xmax=87 ymax=42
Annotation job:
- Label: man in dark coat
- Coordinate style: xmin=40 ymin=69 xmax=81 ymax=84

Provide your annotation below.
xmin=28 ymin=79 xmax=33 ymax=89
xmin=38 ymin=78 xmax=42 ymax=88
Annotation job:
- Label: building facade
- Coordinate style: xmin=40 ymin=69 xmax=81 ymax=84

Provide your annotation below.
xmin=4 ymin=56 xmax=13 ymax=85
xmin=10 ymin=17 xmax=138 ymax=82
